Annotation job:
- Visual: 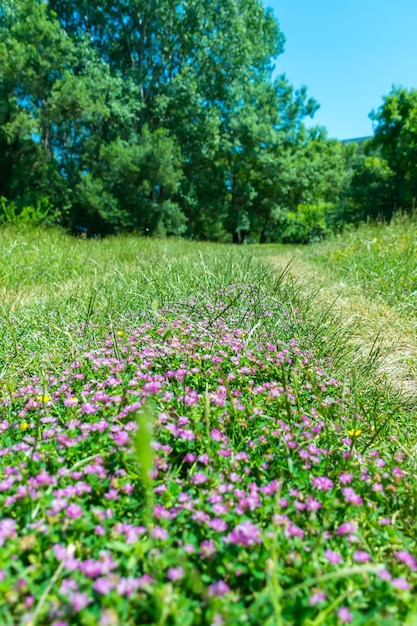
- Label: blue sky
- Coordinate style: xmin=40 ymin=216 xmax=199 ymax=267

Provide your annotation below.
xmin=263 ymin=0 xmax=417 ymax=140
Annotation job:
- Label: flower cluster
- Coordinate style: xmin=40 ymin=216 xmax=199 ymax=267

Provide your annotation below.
xmin=0 ymin=284 xmax=415 ymax=625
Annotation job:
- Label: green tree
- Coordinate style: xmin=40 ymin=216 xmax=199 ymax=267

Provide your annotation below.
xmin=344 ymin=154 xmax=394 ymax=223
xmin=48 ymin=0 xmax=316 ymax=241
xmin=368 ymin=86 xmax=417 ymax=212
xmin=76 ymin=127 xmax=185 ymax=235
xmin=0 ymin=0 xmax=74 ymax=211
xmin=0 ymin=0 xmax=185 ymax=233
xmin=1 ymin=0 xmax=343 ymax=240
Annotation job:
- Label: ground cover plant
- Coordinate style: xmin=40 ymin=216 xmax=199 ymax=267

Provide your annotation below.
xmin=0 ymin=227 xmax=417 ymax=625
xmin=302 ymin=212 xmax=417 ymax=315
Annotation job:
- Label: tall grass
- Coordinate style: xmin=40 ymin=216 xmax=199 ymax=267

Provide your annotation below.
xmin=304 ymin=212 xmax=417 ymax=314
xmin=0 ymin=226 xmax=416 ymax=625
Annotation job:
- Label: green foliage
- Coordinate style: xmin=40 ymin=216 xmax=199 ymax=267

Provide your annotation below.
xmin=0 ymin=196 xmax=59 ymax=226
xmin=345 ymin=155 xmax=395 ymax=222
xmin=0 ymin=0 xmax=347 ymax=241
xmin=74 ymin=128 xmax=186 ymax=235
xmin=0 ymin=230 xmax=416 ymax=624
xmin=281 ymin=202 xmax=334 ymax=244
xmin=370 ymin=86 xmax=417 ymax=210
xmin=343 ymin=87 xmax=417 ymax=225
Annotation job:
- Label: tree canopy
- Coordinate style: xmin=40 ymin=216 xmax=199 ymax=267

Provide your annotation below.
xmin=0 ymin=0 xmax=361 ymax=241
xmin=340 ymin=87 xmax=417 ymax=225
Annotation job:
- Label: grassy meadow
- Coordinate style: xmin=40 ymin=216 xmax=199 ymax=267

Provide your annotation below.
xmin=0 ymin=224 xmax=417 ymax=625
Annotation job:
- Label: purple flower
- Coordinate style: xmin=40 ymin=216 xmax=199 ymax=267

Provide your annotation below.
xmin=391 ymin=577 xmax=411 ymax=590
xmin=93 ymin=577 xmax=114 ymax=595
xmin=192 ymin=473 xmax=208 ymax=485
xmin=394 ymin=550 xmax=417 ymax=571
xmin=312 ymin=476 xmax=334 ymax=491
xmin=137 ymin=574 xmax=154 ymax=588
xmin=151 ymin=527 xmax=168 ymax=540
xmin=209 ymin=518 xmax=228 ymax=532
xmin=285 ymin=522 xmax=304 ymax=538
xmin=183 ymin=543 xmax=195 ymax=553
xmin=200 ymin=539 xmax=216 ymax=559
xmin=81 ymin=402 xmax=100 ymax=415
xmin=80 ymin=559 xmax=104 ymax=578
xmin=342 ymin=487 xmax=363 ymax=505
xmin=353 ymin=550 xmax=371 ymax=563
xmin=338 ymin=607 xmax=352 ymax=623
xmin=167 ymin=567 xmax=184 ymax=581
xmin=377 ymin=568 xmax=392 ymax=581
xmin=60 ymin=579 xmax=78 ymax=594
xmin=309 ymin=591 xmax=326 ymax=606
xmin=337 ymin=522 xmax=357 ymax=535
xmin=53 ymin=544 xmax=80 ymax=571
xmin=104 ymin=489 xmax=119 ymax=501
xmin=208 ymin=580 xmax=230 ymax=596
xmin=66 ymin=504 xmax=83 ymax=520
xmin=210 ymin=429 xmax=227 ymax=442
xmin=116 ymin=576 xmax=140 ymax=596
xmin=339 ymin=473 xmax=353 ymax=485
xmin=0 ymin=518 xmax=16 ymax=545
xmin=306 ymin=496 xmax=322 ymax=512
xmin=324 ymin=549 xmax=343 ymax=565
xmin=67 ymin=591 xmax=91 ymax=612
xmin=212 ymin=503 xmax=228 ymax=515
xmin=112 ymin=432 xmax=130 ymax=446
xmin=226 ymin=521 xmax=261 ymax=546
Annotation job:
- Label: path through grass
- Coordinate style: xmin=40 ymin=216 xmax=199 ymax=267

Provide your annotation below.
xmin=261 ymin=215 xmax=417 ymax=403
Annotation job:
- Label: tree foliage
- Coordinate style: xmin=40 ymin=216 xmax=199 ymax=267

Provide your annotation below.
xmin=344 ymin=87 xmax=417 ymax=224
xmin=0 ymin=0 xmax=347 ymax=241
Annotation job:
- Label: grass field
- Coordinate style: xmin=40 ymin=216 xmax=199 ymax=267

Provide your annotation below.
xmin=262 ymin=213 xmax=417 ymax=401
xmin=0 ymin=223 xmax=416 ymax=625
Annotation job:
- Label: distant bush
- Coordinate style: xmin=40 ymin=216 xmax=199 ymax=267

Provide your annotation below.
xmin=281 ymin=202 xmax=333 ymax=244
xmin=0 ymin=196 xmax=60 ymax=227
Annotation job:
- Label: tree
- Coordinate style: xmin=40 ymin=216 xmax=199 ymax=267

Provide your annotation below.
xmin=343 ymin=154 xmax=394 ymax=223
xmin=1 ymin=0 xmax=342 ymax=239
xmin=0 ymin=0 xmax=185 ymax=233
xmin=369 ymin=86 xmax=417 ymax=212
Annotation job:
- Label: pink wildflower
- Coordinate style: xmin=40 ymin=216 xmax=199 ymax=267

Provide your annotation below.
xmin=394 ymin=550 xmax=417 ymax=570
xmin=227 ymin=521 xmax=261 ymax=546
xmin=167 ymin=567 xmax=184 ymax=581
xmin=338 ymin=607 xmax=352 ymax=622
xmin=312 ymin=476 xmax=334 ymax=491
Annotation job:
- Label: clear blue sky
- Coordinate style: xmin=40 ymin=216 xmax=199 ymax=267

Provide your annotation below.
xmin=263 ymin=0 xmax=417 ymax=140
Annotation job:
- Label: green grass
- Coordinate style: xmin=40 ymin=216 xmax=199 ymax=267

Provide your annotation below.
xmin=0 ymin=225 xmax=416 ymax=625
xmin=0 ymin=228 xmax=272 ymax=382
xmin=259 ymin=213 xmax=417 ymax=402
xmin=300 ymin=212 xmax=417 ymax=314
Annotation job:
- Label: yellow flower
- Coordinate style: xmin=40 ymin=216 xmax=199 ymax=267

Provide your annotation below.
xmin=37 ymin=395 xmax=51 ymax=403
xmin=116 ymin=331 xmax=125 ymax=337
xmin=348 ymin=428 xmax=362 ymax=437
xmin=20 ymin=422 xmax=30 ymax=431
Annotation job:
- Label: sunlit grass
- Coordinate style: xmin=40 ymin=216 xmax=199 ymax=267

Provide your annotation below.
xmin=260 ymin=214 xmax=417 ymax=403
xmin=0 ymin=225 xmax=416 ymax=625
xmin=301 ymin=212 xmax=417 ymax=314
